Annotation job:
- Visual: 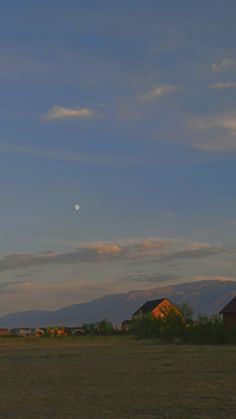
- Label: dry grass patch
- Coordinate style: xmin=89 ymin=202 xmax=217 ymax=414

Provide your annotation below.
xmin=0 ymin=337 xmax=235 ymax=418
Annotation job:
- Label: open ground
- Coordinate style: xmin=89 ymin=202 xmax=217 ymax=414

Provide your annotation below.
xmin=0 ymin=337 xmax=236 ymax=418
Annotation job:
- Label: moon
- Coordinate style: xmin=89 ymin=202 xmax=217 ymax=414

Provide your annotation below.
xmin=75 ymin=204 xmax=80 ymax=211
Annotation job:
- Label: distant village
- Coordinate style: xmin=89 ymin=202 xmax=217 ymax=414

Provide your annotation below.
xmin=0 ymin=295 xmax=236 ymax=338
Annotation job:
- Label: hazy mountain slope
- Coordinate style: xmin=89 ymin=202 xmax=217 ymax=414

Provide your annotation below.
xmin=0 ymin=280 xmax=235 ymax=328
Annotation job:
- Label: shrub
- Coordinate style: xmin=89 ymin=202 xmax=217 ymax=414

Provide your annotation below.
xmin=130 ymin=314 xmax=162 ymax=339
xmin=160 ymin=307 xmax=187 ymax=342
xmin=82 ymin=320 xmax=114 ymax=336
xmin=97 ymin=319 xmax=113 ymax=336
xmin=128 ymin=303 xmax=236 ymax=344
xmin=191 ymin=314 xmax=227 ymax=344
xmin=82 ymin=323 xmax=97 ymax=336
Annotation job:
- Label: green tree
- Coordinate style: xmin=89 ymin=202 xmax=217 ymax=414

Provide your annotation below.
xmin=97 ymin=319 xmax=113 ymax=335
xmin=129 ymin=314 xmax=162 ymax=339
xmin=192 ymin=314 xmax=226 ymax=344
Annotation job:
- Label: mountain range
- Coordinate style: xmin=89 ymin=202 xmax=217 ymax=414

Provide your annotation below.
xmin=0 ymin=280 xmax=236 ymax=328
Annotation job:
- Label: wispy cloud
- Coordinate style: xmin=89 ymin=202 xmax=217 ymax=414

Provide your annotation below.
xmin=116 ymin=84 xmax=180 ymax=120
xmin=191 ymin=113 xmax=236 ymax=132
xmin=194 ymin=141 xmax=236 ymax=153
xmin=0 ymin=247 xmax=122 ymax=273
xmin=120 ymin=272 xmax=180 ymax=284
xmin=208 ymin=82 xmax=236 ymax=90
xmin=0 ymin=280 xmax=28 ymax=293
xmin=130 ymin=242 xmax=225 ymax=265
xmin=190 ymin=111 xmax=236 ymax=152
xmin=211 ymin=58 xmax=236 ymax=72
xmin=0 ymin=240 xmax=170 ymax=272
xmin=160 ymin=246 xmax=224 ymax=262
xmin=137 ymin=84 xmax=180 ymax=102
xmin=192 ymin=275 xmax=236 ymax=282
xmin=0 ymin=144 xmax=142 ymax=166
xmin=45 ymin=106 xmax=95 ymax=121
xmin=0 ymin=240 xmax=224 ymax=273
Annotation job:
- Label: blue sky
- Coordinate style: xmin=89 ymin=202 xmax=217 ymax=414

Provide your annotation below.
xmin=1 ymin=1 xmax=236 ymax=315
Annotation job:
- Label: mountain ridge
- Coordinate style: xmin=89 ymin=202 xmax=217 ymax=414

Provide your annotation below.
xmin=0 ymin=280 xmax=236 ymax=328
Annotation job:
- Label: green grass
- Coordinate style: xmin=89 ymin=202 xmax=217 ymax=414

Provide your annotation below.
xmin=0 ymin=336 xmax=236 ymax=418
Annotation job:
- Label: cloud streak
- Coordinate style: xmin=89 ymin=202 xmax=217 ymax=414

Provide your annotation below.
xmin=0 ymin=240 xmax=225 ymax=273
xmin=137 ymin=84 xmax=180 ymax=102
xmin=0 ymin=246 xmax=124 ymax=272
xmin=190 ymin=112 xmax=236 ymax=152
xmin=0 ymin=281 xmax=28 ymax=293
xmin=211 ymin=58 xmax=236 ymax=72
xmin=194 ymin=141 xmax=236 ymax=153
xmin=129 ymin=242 xmax=225 ymax=266
xmin=160 ymin=246 xmax=224 ymax=262
xmin=45 ymin=106 xmax=95 ymax=121
xmin=0 ymin=144 xmax=144 ymax=167
xmin=120 ymin=272 xmax=180 ymax=284
xmin=208 ymin=82 xmax=236 ymax=90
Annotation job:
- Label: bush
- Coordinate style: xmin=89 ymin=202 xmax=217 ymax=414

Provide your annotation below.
xmin=128 ymin=303 xmax=236 ymax=344
xmin=160 ymin=307 xmax=187 ymax=343
xmin=129 ymin=314 xmax=162 ymax=339
xmin=82 ymin=323 xmax=97 ymax=336
xmin=97 ymin=319 xmax=113 ymax=336
xmin=191 ymin=314 xmax=227 ymax=344
xmin=83 ymin=320 xmax=114 ymax=336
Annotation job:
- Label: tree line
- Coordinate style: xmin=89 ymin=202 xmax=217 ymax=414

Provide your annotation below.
xmin=2 ymin=304 xmax=236 ymax=343
xmin=69 ymin=303 xmax=236 ymax=344
xmin=82 ymin=303 xmax=236 ymax=344
xmin=126 ymin=303 xmax=236 ymax=344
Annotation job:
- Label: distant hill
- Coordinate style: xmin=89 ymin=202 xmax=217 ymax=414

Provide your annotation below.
xmin=0 ymin=280 xmax=236 ymax=328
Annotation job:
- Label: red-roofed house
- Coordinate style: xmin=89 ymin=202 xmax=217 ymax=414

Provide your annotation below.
xmin=132 ymin=298 xmax=178 ymax=319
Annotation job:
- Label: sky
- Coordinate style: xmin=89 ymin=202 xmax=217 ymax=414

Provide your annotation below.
xmin=1 ymin=0 xmax=236 ymax=315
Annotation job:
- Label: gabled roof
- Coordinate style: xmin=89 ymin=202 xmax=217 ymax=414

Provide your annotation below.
xmin=133 ymin=298 xmax=169 ymax=316
xmin=220 ymin=296 xmax=236 ymax=314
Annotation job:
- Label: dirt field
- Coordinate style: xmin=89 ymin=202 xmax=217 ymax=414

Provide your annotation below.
xmin=0 ymin=336 xmax=235 ymax=418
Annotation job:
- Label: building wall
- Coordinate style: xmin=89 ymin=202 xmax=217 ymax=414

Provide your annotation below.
xmin=223 ymin=313 xmax=236 ymax=327
xmin=151 ymin=299 xmax=177 ymax=318
xmin=0 ymin=329 xmax=9 ymax=336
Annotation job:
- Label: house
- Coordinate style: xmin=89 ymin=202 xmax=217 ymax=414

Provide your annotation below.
xmin=219 ymin=296 xmax=236 ymax=327
xmin=45 ymin=326 xmax=68 ymax=336
xmin=132 ymin=298 xmax=178 ymax=319
xmin=35 ymin=328 xmax=45 ymax=337
xmin=0 ymin=328 xmax=10 ymax=336
xmin=11 ymin=328 xmax=29 ymax=337
xmin=10 ymin=328 xmax=43 ymax=337
xmin=67 ymin=327 xmax=85 ymax=336
xmin=25 ymin=328 xmax=37 ymax=336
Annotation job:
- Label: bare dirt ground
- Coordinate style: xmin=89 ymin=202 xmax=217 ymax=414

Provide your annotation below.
xmin=0 ymin=336 xmax=235 ymax=418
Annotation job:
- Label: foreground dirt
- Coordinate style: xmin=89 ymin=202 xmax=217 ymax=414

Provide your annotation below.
xmin=0 ymin=337 xmax=235 ymax=418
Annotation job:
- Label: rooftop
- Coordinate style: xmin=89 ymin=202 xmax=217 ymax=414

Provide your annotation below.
xmin=220 ymin=296 xmax=236 ymax=314
xmin=133 ymin=298 xmax=167 ymax=316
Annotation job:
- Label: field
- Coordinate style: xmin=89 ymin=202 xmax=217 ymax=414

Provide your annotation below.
xmin=0 ymin=337 xmax=236 ymax=418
